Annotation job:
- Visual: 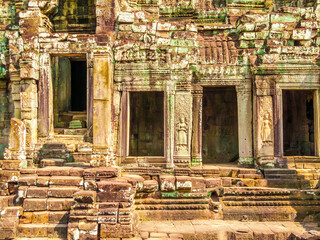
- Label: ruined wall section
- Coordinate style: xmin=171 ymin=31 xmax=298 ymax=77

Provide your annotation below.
xmin=0 ymin=0 xmax=26 ymax=157
xmin=113 ymin=0 xmax=320 ymax=167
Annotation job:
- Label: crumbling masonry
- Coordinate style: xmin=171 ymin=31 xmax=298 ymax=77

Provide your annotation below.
xmin=1 ymin=0 xmax=320 ymax=239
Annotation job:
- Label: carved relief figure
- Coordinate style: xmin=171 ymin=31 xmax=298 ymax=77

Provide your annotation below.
xmin=261 ymin=113 xmax=272 ymax=142
xmin=176 ymin=117 xmax=188 ymax=151
xmin=4 ymin=118 xmax=27 ymax=160
xmin=9 ymin=118 xmax=26 ymax=151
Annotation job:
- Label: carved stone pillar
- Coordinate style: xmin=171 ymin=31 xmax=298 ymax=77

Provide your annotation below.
xmin=173 ymin=90 xmax=192 ymax=167
xmin=92 ymin=53 xmax=114 ymax=166
xmin=96 ymin=0 xmax=115 ymax=34
xmin=236 ymin=85 xmax=253 ymax=166
xmin=191 ymin=86 xmax=202 ymax=166
xmin=165 ymin=81 xmax=175 ymax=169
xmin=38 ymin=53 xmax=53 ymax=137
xmin=18 ymin=4 xmax=43 ymax=150
xmin=254 ymin=77 xmax=276 ymax=167
xmin=87 ymin=53 xmax=94 ymax=134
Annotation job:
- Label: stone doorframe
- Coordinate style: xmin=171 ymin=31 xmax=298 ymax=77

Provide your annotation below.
xmin=118 ymin=84 xmax=174 ymax=168
xmin=38 ymin=52 xmax=94 ymax=137
xmin=254 ymin=65 xmax=320 ymax=168
xmin=276 ymin=87 xmax=320 ymax=158
xmin=191 ymin=81 xmax=253 ymax=167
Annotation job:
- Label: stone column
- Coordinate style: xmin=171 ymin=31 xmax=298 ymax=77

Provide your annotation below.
xmin=173 ymin=90 xmax=192 ymax=168
xmin=38 ymin=53 xmax=54 ymax=137
xmin=18 ymin=3 xmax=42 ymax=150
xmin=254 ymin=76 xmax=276 ymax=167
xmin=236 ymin=85 xmax=253 ymax=167
xmin=96 ymin=0 xmax=115 ymax=34
xmin=87 ymin=53 xmax=94 ymax=134
xmin=165 ymin=81 xmax=175 ymax=169
xmin=92 ymin=53 xmax=113 ymax=166
xmin=191 ymin=86 xmax=203 ymax=166
xmin=314 ymin=90 xmax=320 ymax=157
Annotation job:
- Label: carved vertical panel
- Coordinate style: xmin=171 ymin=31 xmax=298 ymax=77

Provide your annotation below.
xmin=257 ymin=96 xmax=274 ymax=157
xmin=174 ymin=92 xmax=192 ymax=166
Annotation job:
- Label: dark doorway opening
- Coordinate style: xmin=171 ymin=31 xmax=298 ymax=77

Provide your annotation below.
xmin=283 ymin=90 xmax=315 ymax=156
xmin=71 ymin=61 xmax=87 ymax=111
xmin=202 ymin=87 xmax=239 ymax=164
xmin=129 ymin=91 xmax=164 ymax=156
xmin=52 ymin=57 xmax=87 ymax=129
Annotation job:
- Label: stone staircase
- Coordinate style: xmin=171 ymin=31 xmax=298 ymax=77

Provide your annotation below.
xmin=220 ymin=186 xmax=320 ymax=222
xmin=264 ymin=169 xmax=299 ymax=188
xmin=0 ymin=198 xmax=22 ymax=239
xmin=37 ymin=143 xmax=70 ymax=167
xmin=17 ymin=167 xmax=85 ymax=239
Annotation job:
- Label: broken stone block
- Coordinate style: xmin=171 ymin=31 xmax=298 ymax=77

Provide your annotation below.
xmin=36 ymin=176 xmax=50 ymax=187
xmin=23 ymin=198 xmax=47 ymax=211
xmin=191 ymin=177 xmax=206 ymax=192
xmin=47 ymin=187 xmax=79 ymax=198
xmin=18 ymin=176 xmax=37 ymax=186
xmin=142 ymin=180 xmax=158 ymax=192
xmin=176 ymin=176 xmax=192 ymax=191
xmin=27 ymin=187 xmax=48 ymax=198
xmin=97 ymin=191 xmax=133 ymax=203
xmin=292 ymin=28 xmax=317 ymax=40
xmin=32 ymin=211 xmax=49 ymax=224
xmin=206 ymin=178 xmax=222 ymax=188
xmin=49 ymin=176 xmax=83 ymax=186
xmin=160 ymin=175 xmax=176 ymax=192
xmin=123 ymin=175 xmax=145 ymax=192
xmin=95 ymin=167 xmax=120 ymax=179
xmin=49 ymin=211 xmax=69 ymax=224
xmin=73 ymin=190 xmax=97 ymax=204
xmin=97 ymin=181 xmax=132 ymax=193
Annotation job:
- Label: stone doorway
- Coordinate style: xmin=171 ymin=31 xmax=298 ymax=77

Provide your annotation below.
xmin=283 ymin=90 xmax=315 ymax=156
xmin=129 ymin=91 xmax=164 ymax=157
xmin=202 ymin=87 xmax=239 ymax=164
xmin=52 ymin=57 xmax=88 ymax=132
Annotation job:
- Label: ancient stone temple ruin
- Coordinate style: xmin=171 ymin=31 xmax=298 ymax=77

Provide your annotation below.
xmin=1 ymin=0 xmax=320 ymax=239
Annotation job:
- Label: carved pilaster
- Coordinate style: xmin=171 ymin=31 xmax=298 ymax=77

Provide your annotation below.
xmin=191 ymin=86 xmax=203 ymax=166
xmin=236 ymin=85 xmax=253 ymax=167
xmin=173 ymin=90 xmax=192 ymax=167
xmin=165 ymin=81 xmax=175 ymax=168
xmin=254 ymin=77 xmax=276 ymax=167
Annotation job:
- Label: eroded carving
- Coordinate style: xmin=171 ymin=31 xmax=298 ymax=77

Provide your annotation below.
xmin=4 ymin=118 xmax=26 ymax=160
xmin=261 ymin=112 xmax=272 ymax=143
xmin=176 ymin=117 xmax=188 ymax=152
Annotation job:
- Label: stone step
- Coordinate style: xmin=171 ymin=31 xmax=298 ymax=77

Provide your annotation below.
xmin=222 ymin=187 xmax=291 ymax=196
xmin=15 ymin=238 xmax=66 ymax=240
xmin=26 ymin=186 xmax=80 ymax=198
xmin=38 ymin=136 xmax=85 ymax=146
xmin=17 ymin=223 xmax=68 ymax=238
xmin=265 ymin=174 xmax=298 ymax=180
xmin=222 ymin=206 xmax=296 ymax=221
xmin=137 ymin=209 xmax=214 ymax=221
xmin=20 ymin=211 xmax=69 ymax=224
xmin=266 ymin=179 xmax=299 ymax=189
xmin=64 ymin=162 xmax=90 ymax=168
xmin=23 ymin=198 xmax=74 ymax=211
xmin=40 ymin=159 xmax=65 ymax=168
xmin=72 ymin=152 xmax=92 ymax=163
xmin=40 ymin=143 xmax=69 ymax=150
xmin=63 ymin=128 xmax=87 ymax=135
xmin=264 ymin=169 xmax=297 ymax=175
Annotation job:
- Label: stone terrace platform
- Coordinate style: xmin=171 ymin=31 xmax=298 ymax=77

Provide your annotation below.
xmin=1 ymin=164 xmax=320 ymax=240
xmin=14 ymin=220 xmax=320 ymax=240
xmin=136 ymin=220 xmax=320 ymax=240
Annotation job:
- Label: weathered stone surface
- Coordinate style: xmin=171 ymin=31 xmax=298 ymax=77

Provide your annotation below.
xmin=23 ymin=199 xmax=47 ymax=211
xmin=160 ymin=175 xmax=176 ymax=192
xmin=142 ymin=180 xmax=158 ymax=192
